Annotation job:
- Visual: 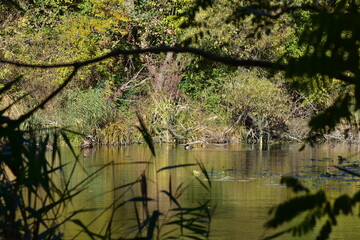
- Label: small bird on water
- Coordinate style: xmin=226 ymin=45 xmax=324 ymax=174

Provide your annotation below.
xmin=81 ymin=135 xmax=95 ymax=148
xmin=338 ymin=156 xmax=347 ymax=165
xmin=185 ymin=144 xmax=194 ymax=150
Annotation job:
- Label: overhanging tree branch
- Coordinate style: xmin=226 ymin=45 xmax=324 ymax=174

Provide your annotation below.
xmin=9 ymin=67 xmax=79 ymax=127
xmin=241 ymin=4 xmax=320 ymax=19
xmin=0 ymin=44 xmax=356 ymax=126
xmin=0 ymin=45 xmax=355 ymax=84
xmin=0 ymin=45 xmax=284 ymax=69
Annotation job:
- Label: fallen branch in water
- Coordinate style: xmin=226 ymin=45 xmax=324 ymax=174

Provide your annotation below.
xmin=334 ymin=166 xmax=360 ymax=178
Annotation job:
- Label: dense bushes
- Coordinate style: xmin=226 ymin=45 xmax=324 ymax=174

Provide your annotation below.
xmin=2 ymin=0 xmax=358 ymax=144
xmin=225 ymin=71 xmax=291 ymax=143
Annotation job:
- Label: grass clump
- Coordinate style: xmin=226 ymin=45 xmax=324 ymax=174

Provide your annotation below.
xmin=31 ymin=87 xmax=115 ymax=144
xmin=138 ymin=94 xmax=227 ymax=143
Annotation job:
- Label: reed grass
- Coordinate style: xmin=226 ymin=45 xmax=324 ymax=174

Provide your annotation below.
xmin=1 ymin=79 xmax=214 ymax=239
xmin=30 ymin=87 xmax=115 ymax=144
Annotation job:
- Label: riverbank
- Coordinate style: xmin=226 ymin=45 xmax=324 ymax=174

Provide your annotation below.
xmin=4 ymin=84 xmax=357 ymax=146
xmin=17 ymin=87 xmax=357 ymax=147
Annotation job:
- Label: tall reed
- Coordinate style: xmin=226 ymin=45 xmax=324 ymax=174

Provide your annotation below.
xmin=1 ymin=79 xmax=214 ymax=239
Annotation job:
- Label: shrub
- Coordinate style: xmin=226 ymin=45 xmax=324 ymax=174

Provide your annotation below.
xmin=225 ymin=71 xmax=291 ymax=142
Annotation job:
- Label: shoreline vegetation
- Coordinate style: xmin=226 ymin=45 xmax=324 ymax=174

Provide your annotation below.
xmin=4 ymin=87 xmax=357 ymax=147
xmin=2 ymin=74 xmax=356 ymax=147
xmin=1 ymin=1 xmax=358 ymax=147
xmin=9 ymin=85 xmax=357 ymax=147
xmin=1 ymin=1 xmax=357 ymax=147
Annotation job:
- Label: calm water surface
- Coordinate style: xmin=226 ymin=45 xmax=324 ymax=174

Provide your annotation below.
xmin=60 ymin=143 xmax=360 ymax=239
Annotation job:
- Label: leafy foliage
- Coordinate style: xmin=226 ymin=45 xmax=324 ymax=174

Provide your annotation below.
xmin=177 ymin=0 xmax=360 ymax=141
xmin=225 ymin=71 xmax=291 ymax=142
xmin=265 ymin=175 xmax=360 ymax=240
xmin=283 ymin=0 xmax=360 ymax=135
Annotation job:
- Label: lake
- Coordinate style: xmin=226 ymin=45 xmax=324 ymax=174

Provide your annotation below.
xmin=60 ymin=143 xmax=360 ymax=239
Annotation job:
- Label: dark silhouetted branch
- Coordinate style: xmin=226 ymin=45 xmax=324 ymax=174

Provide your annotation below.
xmin=1 ymin=45 xmax=355 ymax=84
xmin=0 ymin=45 xmax=355 ymax=124
xmin=0 ymin=45 xmax=285 ymax=69
xmin=11 ymin=67 xmax=79 ymax=126
xmin=241 ymin=4 xmax=320 ymax=19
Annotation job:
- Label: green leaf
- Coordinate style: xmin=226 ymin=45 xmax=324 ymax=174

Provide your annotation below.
xmin=127 ymin=197 xmax=155 ymax=202
xmin=280 ymin=176 xmax=309 ymax=193
xmin=147 ymin=210 xmax=160 ymax=239
xmin=265 ymin=190 xmax=327 ymax=229
xmin=161 ymin=190 xmax=181 ymax=208
xmin=308 ymin=93 xmax=352 ymax=134
xmin=157 ymin=164 xmax=197 ymax=173
xmin=316 ymin=220 xmax=332 ymax=240
xmin=333 ymin=195 xmax=352 ymax=215
xmin=136 ymin=113 xmax=156 ymax=157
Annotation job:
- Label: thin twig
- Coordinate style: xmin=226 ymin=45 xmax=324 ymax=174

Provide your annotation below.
xmin=120 ymin=66 xmax=145 ymax=90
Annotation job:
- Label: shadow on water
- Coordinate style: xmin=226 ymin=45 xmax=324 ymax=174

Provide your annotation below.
xmin=60 ymin=143 xmax=360 ymax=239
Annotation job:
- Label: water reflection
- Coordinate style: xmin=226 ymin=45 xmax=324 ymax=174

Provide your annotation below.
xmin=59 ymin=143 xmax=360 ymax=239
